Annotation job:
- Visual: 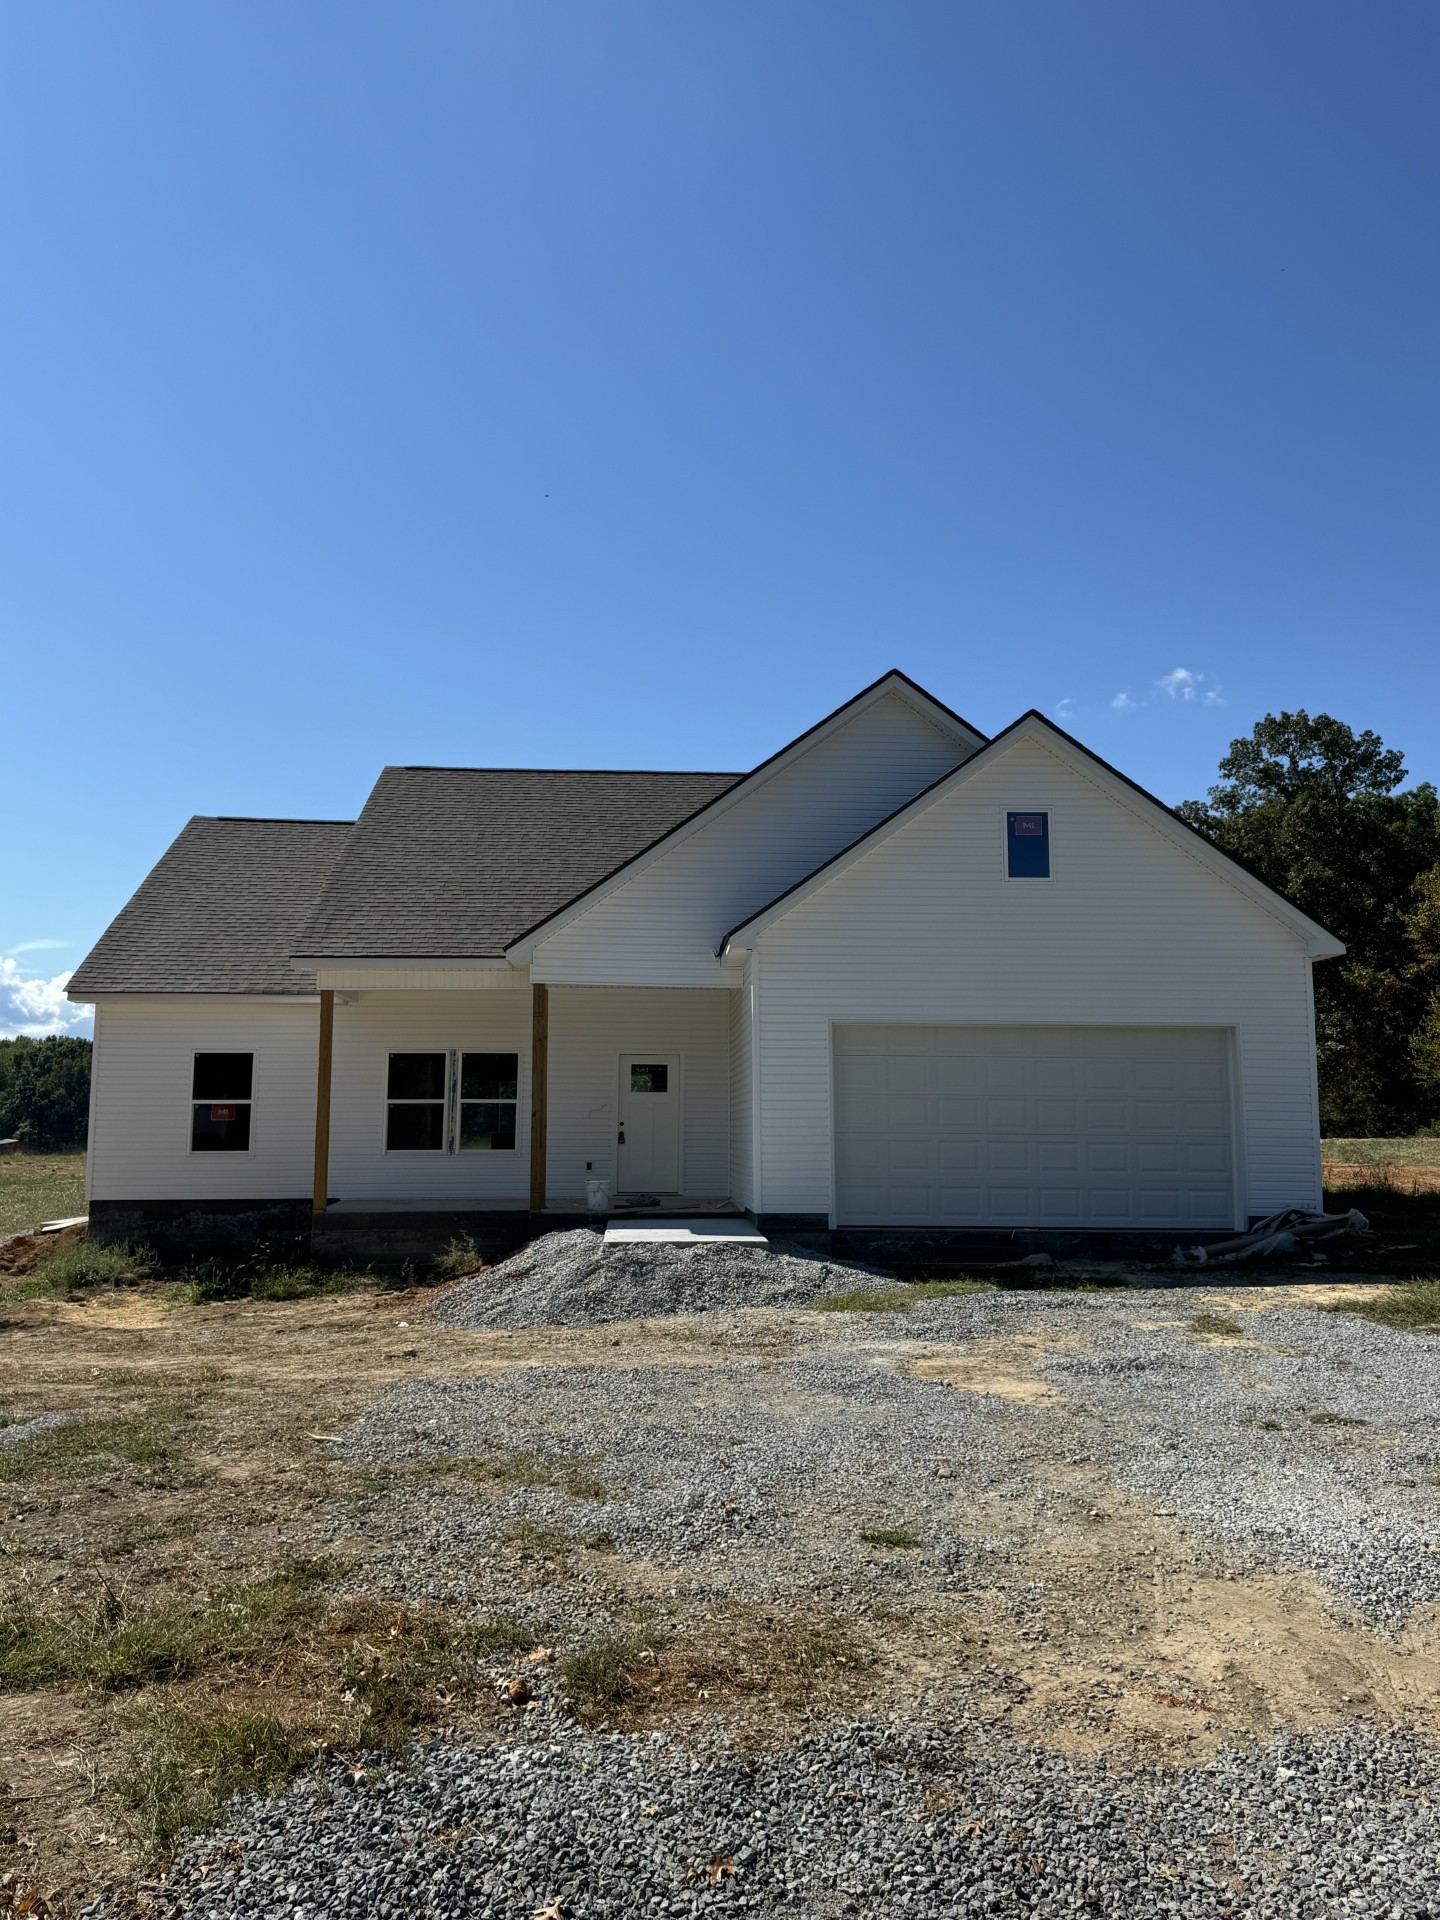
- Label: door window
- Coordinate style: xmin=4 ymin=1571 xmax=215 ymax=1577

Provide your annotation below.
xmin=630 ymin=1063 xmax=669 ymax=1093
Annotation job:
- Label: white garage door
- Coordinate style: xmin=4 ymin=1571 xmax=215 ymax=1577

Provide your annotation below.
xmin=833 ymin=1025 xmax=1235 ymax=1229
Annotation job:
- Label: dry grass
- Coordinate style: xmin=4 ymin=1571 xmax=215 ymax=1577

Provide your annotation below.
xmin=1322 ymin=1135 xmax=1440 ymax=1168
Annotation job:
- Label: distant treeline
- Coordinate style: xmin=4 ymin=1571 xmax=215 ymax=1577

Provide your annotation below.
xmin=0 ymin=1036 xmax=92 ymax=1150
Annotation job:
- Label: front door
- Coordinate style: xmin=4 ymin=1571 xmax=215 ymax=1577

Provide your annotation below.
xmin=616 ymin=1055 xmax=681 ymax=1193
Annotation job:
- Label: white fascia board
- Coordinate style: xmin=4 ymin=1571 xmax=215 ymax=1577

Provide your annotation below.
xmin=503 ymin=671 xmax=986 ymax=964
xmin=719 ymin=715 xmax=1347 ymax=961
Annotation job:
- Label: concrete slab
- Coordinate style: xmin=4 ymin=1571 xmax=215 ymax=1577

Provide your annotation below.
xmin=603 ymin=1217 xmax=770 ymax=1249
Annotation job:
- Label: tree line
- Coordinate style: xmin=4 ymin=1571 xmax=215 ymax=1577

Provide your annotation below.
xmin=0 ymin=1036 xmax=92 ymax=1150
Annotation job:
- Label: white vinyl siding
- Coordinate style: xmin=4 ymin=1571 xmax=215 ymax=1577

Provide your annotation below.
xmin=729 ymin=965 xmax=754 ymax=1211
xmin=328 ymin=991 xmax=532 ymax=1200
xmin=531 ymin=691 xmax=969 ymax=987
xmin=546 ymin=987 xmax=731 ymax=1199
xmin=86 ymin=997 xmax=318 ymax=1201
xmin=834 ymin=1025 xmax=1236 ymax=1228
xmin=753 ymin=733 xmax=1323 ymax=1221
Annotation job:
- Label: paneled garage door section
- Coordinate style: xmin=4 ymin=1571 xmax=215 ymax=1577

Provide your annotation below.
xmin=833 ymin=1025 xmax=1235 ymax=1229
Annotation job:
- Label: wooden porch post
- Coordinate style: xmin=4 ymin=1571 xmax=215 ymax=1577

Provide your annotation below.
xmin=312 ymin=989 xmax=335 ymax=1215
xmin=528 ymin=982 xmax=549 ymax=1214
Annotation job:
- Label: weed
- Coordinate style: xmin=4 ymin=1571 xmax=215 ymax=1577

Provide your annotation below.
xmin=120 ymin=1706 xmax=316 ymax=1861
xmin=816 ymin=1279 xmax=998 ymax=1314
xmin=860 ymin=1524 xmax=923 ymax=1550
xmin=339 ymin=1609 xmax=539 ymax=1740
xmin=0 ymin=1562 xmax=331 ymax=1691
xmin=433 ymin=1235 xmax=485 ymax=1281
xmin=496 ymin=1519 xmax=574 ymax=1557
xmin=1187 ymin=1310 xmax=1243 ymax=1338
xmin=182 ymin=1250 xmax=366 ymax=1303
xmin=1324 ymin=1279 xmax=1440 ymax=1333
xmin=1309 ymin=1410 xmax=1368 ymax=1427
xmin=0 ymin=1402 xmax=195 ymax=1487
xmin=1257 ymin=1418 xmax=1283 ymax=1432
xmin=559 ymin=1628 xmax=663 ymax=1713
xmin=30 ymin=1240 xmax=157 ymax=1294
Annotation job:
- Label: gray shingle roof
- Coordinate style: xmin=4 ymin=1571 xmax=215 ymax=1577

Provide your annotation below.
xmin=69 ymin=817 xmax=355 ymax=997
xmin=291 ymin=766 xmax=741 ymax=960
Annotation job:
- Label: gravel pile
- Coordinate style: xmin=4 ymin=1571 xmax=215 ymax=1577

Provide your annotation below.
xmin=107 ymin=1714 xmax=1440 ymax=1918
xmin=0 ymin=1410 xmax=74 ymax=1451
xmin=429 ymin=1230 xmax=884 ymax=1329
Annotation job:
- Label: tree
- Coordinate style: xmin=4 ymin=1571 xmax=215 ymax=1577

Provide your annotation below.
xmin=1178 ymin=711 xmax=1440 ymax=1135
xmin=0 ymin=1036 xmax=93 ymax=1150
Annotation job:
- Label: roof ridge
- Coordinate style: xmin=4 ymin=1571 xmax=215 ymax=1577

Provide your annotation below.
xmin=387 ymin=765 xmax=743 ymax=777
xmin=209 ymin=815 xmax=356 ymax=826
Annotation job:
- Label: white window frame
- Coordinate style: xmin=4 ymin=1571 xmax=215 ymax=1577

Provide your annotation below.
xmin=187 ymin=1049 xmax=256 ymax=1157
xmin=998 ymin=806 xmax=1056 ymax=882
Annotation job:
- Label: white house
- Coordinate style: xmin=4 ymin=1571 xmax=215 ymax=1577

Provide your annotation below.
xmin=69 ymin=671 xmax=1343 ymax=1261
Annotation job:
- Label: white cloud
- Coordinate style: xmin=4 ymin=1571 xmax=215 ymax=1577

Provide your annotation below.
xmin=1111 ymin=692 xmax=1137 ymax=711
xmin=1156 ymin=667 xmax=1224 ymax=706
xmin=1054 ymin=697 xmax=1078 ymax=720
xmin=0 ymin=957 xmax=91 ymax=1040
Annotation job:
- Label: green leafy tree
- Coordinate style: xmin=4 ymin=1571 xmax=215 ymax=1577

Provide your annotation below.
xmin=1177 ymin=712 xmax=1440 ymax=1134
xmin=0 ymin=1036 xmax=93 ymax=1150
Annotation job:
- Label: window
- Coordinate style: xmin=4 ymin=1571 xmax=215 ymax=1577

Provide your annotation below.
xmin=386 ymin=1052 xmax=447 ymax=1151
xmin=459 ymin=1052 xmax=518 ymax=1151
xmin=1006 ymin=810 xmax=1051 ymax=879
xmin=191 ymin=1053 xmax=253 ymax=1152
xmin=385 ymin=1050 xmax=520 ymax=1152
xmin=630 ymin=1063 xmax=669 ymax=1093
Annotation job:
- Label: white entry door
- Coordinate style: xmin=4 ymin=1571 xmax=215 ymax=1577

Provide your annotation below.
xmin=833 ymin=1025 xmax=1236 ymax=1229
xmin=617 ymin=1055 xmax=681 ymax=1193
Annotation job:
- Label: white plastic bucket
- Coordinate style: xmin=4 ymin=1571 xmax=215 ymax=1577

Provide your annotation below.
xmin=586 ymin=1177 xmax=612 ymax=1215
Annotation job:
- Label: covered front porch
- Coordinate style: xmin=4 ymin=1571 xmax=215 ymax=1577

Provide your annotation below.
xmin=307 ymin=979 xmax=744 ymax=1255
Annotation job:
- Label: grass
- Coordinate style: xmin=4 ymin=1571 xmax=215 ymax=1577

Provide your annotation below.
xmin=180 ymin=1249 xmax=370 ymax=1303
xmin=337 ymin=1607 xmax=540 ymax=1742
xmin=1322 ymin=1135 xmax=1440 ymax=1168
xmin=20 ymin=1238 xmax=158 ymax=1295
xmin=118 ymin=1706 xmax=317 ymax=1861
xmin=1323 ymin=1278 xmax=1440 ymax=1333
xmin=816 ymin=1278 xmax=998 ymax=1314
xmin=0 ymin=1150 xmax=86 ymax=1237
xmin=558 ymin=1627 xmax=665 ymax=1713
xmin=0 ymin=1401 xmax=195 ymax=1486
xmin=1187 ymin=1309 xmax=1243 ymax=1338
xmin=0 ymin=1561 xmax=331 ymax=1690
xmin=860 ymin=1524 xmax=923 ymax=1549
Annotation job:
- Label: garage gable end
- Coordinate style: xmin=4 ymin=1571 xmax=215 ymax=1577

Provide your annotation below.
xmin=721 ymin=713 xmax=1345 ymax=961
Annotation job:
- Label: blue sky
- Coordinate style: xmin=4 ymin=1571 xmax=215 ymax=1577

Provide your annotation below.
xmin=3 ymin=3 xmax=1436 ymax=1037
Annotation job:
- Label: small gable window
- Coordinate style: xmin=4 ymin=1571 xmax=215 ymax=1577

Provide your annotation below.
xmin=191 ymin=1052 xmax=254 ymax=1152
xmin=1006 ymin=810 xmax=1051 ymax=880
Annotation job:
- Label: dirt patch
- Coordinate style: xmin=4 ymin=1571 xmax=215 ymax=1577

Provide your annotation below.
xmin=900 ymin=1346 xmax=1065 ymax=1407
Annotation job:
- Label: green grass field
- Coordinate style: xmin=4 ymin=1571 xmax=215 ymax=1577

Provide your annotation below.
xmin=1322 ymin=1136 xmax=1440 ymax=1167
xmin=0 ymin=1151 xmax=87 ymax=1237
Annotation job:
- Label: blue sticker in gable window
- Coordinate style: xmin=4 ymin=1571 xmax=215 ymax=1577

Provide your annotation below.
xmin=1007 ymin=811 xmax=1050 ymax=878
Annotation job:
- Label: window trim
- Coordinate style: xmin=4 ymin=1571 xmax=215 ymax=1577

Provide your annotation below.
xmin=187 ymin=1050 xmax=256 ymax=1157
xmin=999 ymin=806 xmax=1055 ymax=882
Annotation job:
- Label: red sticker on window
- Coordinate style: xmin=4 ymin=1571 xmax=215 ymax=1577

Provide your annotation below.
xmin=210 ymin=1105 xmax=235 ymax=1122
xmin=1012 ymin=814 xmax=1045 ymax=836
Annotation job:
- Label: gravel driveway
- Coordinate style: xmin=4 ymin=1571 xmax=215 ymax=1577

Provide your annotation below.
xmin=131 ymin=1249 xmax=1440 ymax=1918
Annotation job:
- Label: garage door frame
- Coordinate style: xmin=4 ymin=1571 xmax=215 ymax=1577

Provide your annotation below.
xmin=826 ymin=1021 xmax=1246 ymax=1232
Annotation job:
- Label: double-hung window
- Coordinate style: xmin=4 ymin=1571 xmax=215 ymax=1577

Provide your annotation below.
xmin=191 ymin=1053 xmax=253 ymax=1152
xmin=385 ymin=1052 xmax=519 ymax=1152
